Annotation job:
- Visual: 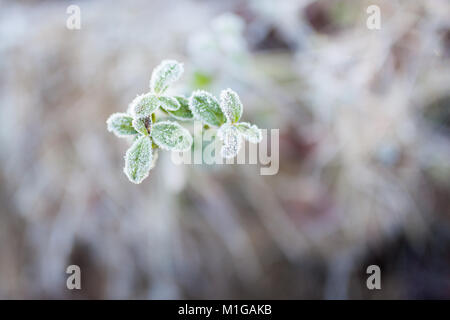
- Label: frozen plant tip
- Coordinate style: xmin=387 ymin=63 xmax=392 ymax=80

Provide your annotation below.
xmin=188 ymin=88 xmax=262 ymax=158
xmin=107 ymin=60 xmax=263 ymax=183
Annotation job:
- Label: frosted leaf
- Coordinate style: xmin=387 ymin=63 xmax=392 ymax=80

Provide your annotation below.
xmin=166 ymin=96 xmax=194 ymax=121
xmin=149 ymin=60 xmax=184 ymax=94
xmin=130 ymin=93 xmax=159 ymax=119
xmin=235 ymin=122 xmax=262 ymax=143
xmin=219 ymin=88 xmax=243 ymax=123
xmin=132 ymin=117 xmax=151 ymax=136
xmin=217 ymin=123 xmax=242 ymax=158
xmin=151 ymin=120 xmax=193 ymax=151
xmin=106 ymin=113 xmax=137 ymax=137
xmin=127 ymin=94 xmax=143 ymax=116
xmin=159 ymin=96 xmax=180 ymax=111
xmin=188 ymin=90 xmax=226 ymax=127
xmin=123 ymin=136 xmax=153 ymax=184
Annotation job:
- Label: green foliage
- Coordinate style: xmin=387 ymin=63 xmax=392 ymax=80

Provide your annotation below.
xmin=166 ymin=96 xmax=194 ymax=121
xmin=124 ymin=136 xmax=153 ymax=184
xmin=159 ymin=96 xmax=181 ymax=111
xmin=107 ymin=113 xmax=138 ymax=137
xmin=132 ymin=117 xmax=151 ymax=136
xmin=107 ymin=60 xmax=263 ymax=184
xmin=151 ymin=120 xmax=193 ymax=151
xmin=150 ymin=60 xmax=184 ymax=94
xmin=189 ymin=90 xmax=226 ymax=127
xmin=131 ymin=93 xmax=159 ymax=119
xmin=220 ymin=88 xmax=242 ymax=123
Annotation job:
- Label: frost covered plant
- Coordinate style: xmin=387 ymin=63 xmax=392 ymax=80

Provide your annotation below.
xmin=190 ymin=89 xmax=262 ymax=158
xmin=107 ymin=60 xmax=262 ymax=184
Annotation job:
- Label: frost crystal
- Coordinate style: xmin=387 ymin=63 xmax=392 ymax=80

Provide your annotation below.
xmin=106 ymin=113 xmax=137 ymax=137
xmin=151 ymin=120 xmax=193 ymax=151
xmin=220 ymin=88 xmax=243 ymax=123
xmin=130 ymin=93 xmax=159 ymax=119
xmin=218 ymin=123 xmax=241 ymax=158
xmin=166 ymin=96 xmax=194 ymax=121
xmin=124 ymin=136 xmax=153 ymax=184
xmin=189 ymin=90 xmax=226 ymax=127
xmin=159 ymin=96 xmax=181 ymax=111
xmin=235 ymin=122 xmax=262 ymax=143
xmin=150 ymin=60 xmax=184 ymax=94
xmin=132 ymin=117 xmax=151 ymax=136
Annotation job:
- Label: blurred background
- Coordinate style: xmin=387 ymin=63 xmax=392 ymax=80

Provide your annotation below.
xmin=0 ymin=0 xmax=449 ymax=299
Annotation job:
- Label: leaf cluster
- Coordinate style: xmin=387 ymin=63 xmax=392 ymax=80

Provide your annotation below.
xmin=107 ymin=60 xmax=262 ymax=183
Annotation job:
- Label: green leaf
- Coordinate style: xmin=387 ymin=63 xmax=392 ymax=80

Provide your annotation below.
xmin=132 ymin=117 xmax=151 ymax=136
xmin=150 ymin=60 xmax=184 ymax=94
xmin=217 ymin=123 xmax=242 ymax=158
xmin=151 ymin=120 xmax=193 ymax=151
xmin=123 ymin=136 xmax=153 ymax=184
xmin=188 ymin=90 xmax=226 ymax=127
xmin=166 ymin=96 xmax=194 ymax=121
xmin=159 ymin=96 xmax=180 ymax=111
xmin=106 ymin=113 xmax=138 ymax=137
xmin=219 ymin=88 xmax=243 ymax=123
xmin=235 ymin=122 xmax=262 ymax=143
xmin=130 ymin=93 xmax=159 ymax=119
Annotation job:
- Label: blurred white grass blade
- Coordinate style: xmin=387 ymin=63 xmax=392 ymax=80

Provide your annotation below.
xmin=151 ymin=120 xmax=193 ymax=151
xmin=149 ymin=60 xmax=184 ymax=94
xmin=124 ymin=136 xmax=153 ymax=184
xmin=220 ymin=88 xmax=243 ymax=123
xmin=106 ymin=113 xmax=137 ymax=137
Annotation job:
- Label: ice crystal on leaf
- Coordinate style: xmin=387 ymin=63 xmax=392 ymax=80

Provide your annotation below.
xmin=158 ymin=96 xmax=181 ymax=111
xmin=220 ymin=88 xmax=243 ymax=123
xmin=124 ymin=136 xmax=153 ymax=184
xmin=107 ymin=113 xmax=137 ymax=137
xmin=149 ymin=60 xmax=184 ymax=95
xmin=188 ymin=90 xmax=226 ymax=127
xmin=151 ymin=120 xmax=193 ymax=152
xmin=218 ymin=123 xmax=241 ymax=158
xmin=216 ymin=90 xmax=262 ymax=158
xmin=131 ymin=93 xmax=159 ymax=119
xmin=132 ymin=117 xmax=151 ymax=136
xmin=165 ymin=96 xmax=194 ymax=121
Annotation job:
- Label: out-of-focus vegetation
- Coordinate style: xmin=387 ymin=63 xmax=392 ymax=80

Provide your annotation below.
xmin=0 ymin=0 xmax=449 ymax=299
